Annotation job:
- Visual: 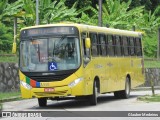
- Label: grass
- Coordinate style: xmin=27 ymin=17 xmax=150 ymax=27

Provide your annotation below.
xmin=0 ymin=103 xmax=2 ymax=110
xmin=0 ymin=91 xmax=21 ymax=100
xmin=0 ymin=55 xmax=18 ymax=63
xmin=0 ymin=91 xmax=21 ymax=110
xmin=137 ymin=94 xmax=160 ymax=102
xmin=144 ymin=60 xmax=160 ymax=68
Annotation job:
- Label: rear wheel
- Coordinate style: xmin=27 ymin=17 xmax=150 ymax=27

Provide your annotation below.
xmin=114 ymin=77 xmax=130 ymax=99
xmin=89 ymin=81 xmax=98 ymax=105
xmin=38 ymin=98 xmax=47 ymax=107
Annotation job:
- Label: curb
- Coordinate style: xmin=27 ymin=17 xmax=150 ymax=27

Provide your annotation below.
xmin=132 ymin=86 xmax=160 ymax=91
xmin=0 ymin=96 xmax=21 ymax=103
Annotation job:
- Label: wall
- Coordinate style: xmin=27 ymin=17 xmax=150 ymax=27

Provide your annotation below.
xmin=0 ymin=63 xmax=19 ymax=92
xmin=0 ymin=62 xmax=160 ymax=92
xmin=143 ymin=68 xmax=160 ymax=87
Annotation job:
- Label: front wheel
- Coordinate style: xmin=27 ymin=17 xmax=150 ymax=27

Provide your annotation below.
xmin=88 ymin=81 xmax=98 ymax=105
xmin=38 ymin=98 xmax=47 ymax=107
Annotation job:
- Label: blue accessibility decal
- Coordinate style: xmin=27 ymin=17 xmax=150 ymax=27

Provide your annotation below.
xmin=48 ymin=62 xmax=57 ymax=71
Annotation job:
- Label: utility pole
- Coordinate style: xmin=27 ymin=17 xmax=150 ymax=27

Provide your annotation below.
xmin=158 ymin=28 xmax=160 ymax=60
xmin=98 ymin=0 xmax=102 ymax=27
xmin=36 ymin=0 xmax=39 ymax=25
xmin=13 ymin=17 xmax=17 ymax=43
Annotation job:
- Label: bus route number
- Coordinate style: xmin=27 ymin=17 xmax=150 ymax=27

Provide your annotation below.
xmin=40 ymin=83 xmax=50 ymax=87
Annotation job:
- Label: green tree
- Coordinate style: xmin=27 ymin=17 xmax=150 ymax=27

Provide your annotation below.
xmin=0 ymin=0 xmax=8 ymax=22
xmin=102 ymin=0 xmax=144 ymax=29
xmin=140 ymin=6 xmax=160 ymax=57
xmin=10 ymin=0 xmax=89 ymax=26
xmin=0 ymin=22 xmax=12 ymax=53
xmin=0 ymin=0 xmax=14 ymax=53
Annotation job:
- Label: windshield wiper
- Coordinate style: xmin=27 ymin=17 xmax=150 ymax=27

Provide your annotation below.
xmin=54 ymin=35 xmax=66 ymax=50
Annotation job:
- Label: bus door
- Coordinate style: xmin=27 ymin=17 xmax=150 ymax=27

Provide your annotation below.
xmin=81 ymin=32 xmax=92 ymax=94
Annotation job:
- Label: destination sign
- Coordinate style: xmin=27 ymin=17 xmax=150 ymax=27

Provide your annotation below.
xmin=21 ymin=26 xmax=78 ymax=38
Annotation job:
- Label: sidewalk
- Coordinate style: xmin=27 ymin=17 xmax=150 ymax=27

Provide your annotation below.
xmin=132 ymin=86 xmax=160 ymax=91
xmin=0 ymin=96 xmax=21 ymax=103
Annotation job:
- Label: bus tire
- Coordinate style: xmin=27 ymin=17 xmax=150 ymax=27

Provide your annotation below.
xmin=123 ymin=77 xmax=131 ymax=98
xmin=114 ymin=91 xmax=121 ymax=98
xmin=89 ymin=81 xmax=98 ymax=105
xmin=114 ymin=77 xmax=130 ymax=99
xmin=38 ymin=98 xmax=47 ymax=107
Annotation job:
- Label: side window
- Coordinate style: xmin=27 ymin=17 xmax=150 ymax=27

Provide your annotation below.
xmin=135 ymin=37 xmax=142 ymax=56
xmin=90 ymin=33 xmax=98 ymax=56
xmin=108 ymin=35 xmax=115 ymax=56
xmin=129 ymin=37 xmax=135 ymax=56
xmin=115 ymin=36 xmax=122 ymax=56
xmin=99 ymin=34 xmax=107 ymax=56
xmin=123 ymin=36 xmax=129 ymax=56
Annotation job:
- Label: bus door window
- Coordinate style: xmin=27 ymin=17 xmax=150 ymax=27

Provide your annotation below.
xmin=82 ymin=32 xmax=90 ymax=66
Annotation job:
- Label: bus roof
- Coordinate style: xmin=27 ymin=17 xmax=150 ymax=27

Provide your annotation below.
xmin=21 ymin=23 xmax=142 ymax=37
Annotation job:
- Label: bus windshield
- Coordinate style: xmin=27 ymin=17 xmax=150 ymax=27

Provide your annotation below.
xmin=20 ymin=36 xmax=81 ymax=72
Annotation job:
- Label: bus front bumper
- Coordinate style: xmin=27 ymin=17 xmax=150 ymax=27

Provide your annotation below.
xmin=20 ymin=85 xmax=72 ymax=98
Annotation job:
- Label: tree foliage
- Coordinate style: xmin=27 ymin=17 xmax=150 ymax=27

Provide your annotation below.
xmin=0 ymin=0 xmax=160 ymax=57
xmin=0 ymin=22 xmax=12 ymax=53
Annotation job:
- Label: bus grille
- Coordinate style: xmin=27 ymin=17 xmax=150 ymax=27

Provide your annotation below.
xmin=29 ymin=74 xmax=70 ymax=82
xmin=34 ymin=91 xmax=67 ymax=97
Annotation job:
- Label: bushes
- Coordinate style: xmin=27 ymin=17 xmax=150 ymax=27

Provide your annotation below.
xmin=0 ymin=22 xmax=13 ymax=53
xmin=0 ymin=0 xmax=160 ymax=58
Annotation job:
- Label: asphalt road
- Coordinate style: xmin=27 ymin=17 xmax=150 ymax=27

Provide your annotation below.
xmin=1 ymin=90 xmax=160 ymax=120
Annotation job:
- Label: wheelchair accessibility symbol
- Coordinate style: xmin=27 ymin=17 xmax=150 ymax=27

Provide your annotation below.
xmin=48 ymin=62 xmax=57 ymax=71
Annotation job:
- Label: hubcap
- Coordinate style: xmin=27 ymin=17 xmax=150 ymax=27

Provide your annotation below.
xmin=126 ymin=81 xmax=130 ymax=95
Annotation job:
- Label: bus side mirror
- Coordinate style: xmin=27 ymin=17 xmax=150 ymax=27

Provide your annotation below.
xmin=12 ymin=42 xmax=17 ymax=54
xmin=85 ymin=38 xmax=91 ymax=49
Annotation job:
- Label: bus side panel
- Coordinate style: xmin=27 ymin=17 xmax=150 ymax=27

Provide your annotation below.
xmin=118 ymin=57 xmax=130 ymax=91
xmin=131 ymin=58 xmax=145 ymax=88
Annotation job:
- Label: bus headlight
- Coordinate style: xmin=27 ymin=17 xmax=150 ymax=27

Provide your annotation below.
xmin=20 ymin=81 xmax=32 ymax=90
xmin=68 ymin=77 xmax=83 ymax=87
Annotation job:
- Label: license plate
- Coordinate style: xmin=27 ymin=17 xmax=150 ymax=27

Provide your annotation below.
xmin=44 ymin=88 xmax=54 ymax=92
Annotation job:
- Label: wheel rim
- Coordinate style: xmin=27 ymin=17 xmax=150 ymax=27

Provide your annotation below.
xmin=95 ymin=85 xmax=98 ymax=98
xmin=126 ymin=80 xmax=130 ymax=95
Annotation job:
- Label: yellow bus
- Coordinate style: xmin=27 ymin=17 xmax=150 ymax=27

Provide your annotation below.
xmin=17 ymin=23 xmax=145 ymax=107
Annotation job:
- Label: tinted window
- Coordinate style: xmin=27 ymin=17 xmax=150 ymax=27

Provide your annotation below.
xmin=129 ymin=37 xmax=135 ymax=56
xmin=115 ymin=36 xmax=122 ymax=56
xmin=108 ymin=35 xmax=115 ymax=56
xmin=135 ymin=37 xmax=142 ymax=56
xmin=123 ymin=36 xmax=129 ymax=56
xmin=99 ymin=34 xmax=107 ymax=56
xmin=90 ymin=33 xmax=98 ymax=56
